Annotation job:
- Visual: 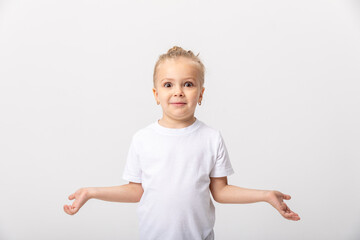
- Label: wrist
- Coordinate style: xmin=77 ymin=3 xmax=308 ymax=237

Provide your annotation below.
xmin=84 ymin=187 xmax=96 ymax=199
xmin=263 ymin=190 xmax=272 ymax=203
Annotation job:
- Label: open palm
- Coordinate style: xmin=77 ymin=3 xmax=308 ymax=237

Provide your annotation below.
xmin=266 ymin=190 xmax=300 ymax=221
xmin=63 ymin=188 xmax=90 ymax=215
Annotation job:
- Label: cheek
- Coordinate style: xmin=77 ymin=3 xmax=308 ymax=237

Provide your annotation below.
xmin=190 ymin=89 xmax=201 ymax=98
xmin=188 ymin=92 xmax=200 ymax=104
xmin=158 ymin=92 xmax=171 ymax=101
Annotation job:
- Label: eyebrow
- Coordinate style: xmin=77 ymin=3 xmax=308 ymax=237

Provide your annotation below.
xmin=160 ymin=78 xmax=196 ymax=82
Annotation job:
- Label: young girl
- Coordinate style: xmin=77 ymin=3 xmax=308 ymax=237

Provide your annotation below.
xmin=64 ymin=46 xmax=300 ymax=240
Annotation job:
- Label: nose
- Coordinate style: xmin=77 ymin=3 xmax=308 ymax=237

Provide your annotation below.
xmin=173 ymin=85 xmax=184 ymax=97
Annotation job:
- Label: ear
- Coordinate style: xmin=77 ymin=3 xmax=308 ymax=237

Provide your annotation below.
xmin=152 ymin=87 xmax=159 ymax=104
xmin=199 ymin=87 xmax=205 ymax=100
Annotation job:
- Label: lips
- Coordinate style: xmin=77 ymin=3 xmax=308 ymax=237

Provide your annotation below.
xmin=171 ymin=102 xmax=186 ymax=106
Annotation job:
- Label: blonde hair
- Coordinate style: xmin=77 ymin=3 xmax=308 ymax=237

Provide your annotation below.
xmin=153 ymin=46 xmax=205 ymax=88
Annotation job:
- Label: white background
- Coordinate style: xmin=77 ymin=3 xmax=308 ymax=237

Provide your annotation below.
xmin=1 ymin=0 xmax=359 ymax=239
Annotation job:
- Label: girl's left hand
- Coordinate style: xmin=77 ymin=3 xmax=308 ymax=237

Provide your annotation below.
xmin=265 ymin=190 xmax=301 ymax=221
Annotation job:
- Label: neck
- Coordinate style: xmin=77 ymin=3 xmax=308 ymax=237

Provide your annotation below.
xmin=158 ymin=116 xmax=196 ymax=129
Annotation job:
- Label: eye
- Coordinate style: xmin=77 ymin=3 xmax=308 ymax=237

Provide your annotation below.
xmin=185 ymin=82 xmax=194 ymax=87
xmin=164 ymin=82 xmax=172 ymax=87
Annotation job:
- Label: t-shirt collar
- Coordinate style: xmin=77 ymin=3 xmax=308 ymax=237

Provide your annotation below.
xmin=152 ymin=117 xmax=201 ymax=135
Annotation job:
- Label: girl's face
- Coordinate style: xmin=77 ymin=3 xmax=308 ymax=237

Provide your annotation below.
xmin=152 ymin=57 xmax=205 ymax=124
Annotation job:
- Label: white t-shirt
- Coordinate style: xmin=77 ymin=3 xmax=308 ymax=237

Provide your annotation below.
xmin=122 ymin=118 xmax=234 ymax=240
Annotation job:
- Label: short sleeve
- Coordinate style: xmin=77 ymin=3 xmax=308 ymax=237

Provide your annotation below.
xmin=122 ymin=136 xmax=142 ymax=183
xmin=209 ymin=132 xmax=235 ymax=177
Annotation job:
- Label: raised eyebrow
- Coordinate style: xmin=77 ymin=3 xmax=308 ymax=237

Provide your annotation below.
xmin=161 ymin=78 xmax=196 ymax=82
xmin=160 ymin=78 xmax=172 ymax=83
xmin=182 ymin=78 xmax=196 ymax=82
xmin=184 ymin=78 xmax=196 ymax=82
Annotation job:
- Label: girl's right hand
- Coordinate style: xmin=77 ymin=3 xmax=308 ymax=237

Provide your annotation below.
xmin=63 ymin=188 xmax=92 ymax=215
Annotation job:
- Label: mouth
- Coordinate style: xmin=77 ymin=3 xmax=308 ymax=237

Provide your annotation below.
xmin=171 ymin=102 xmax=186 ymax=106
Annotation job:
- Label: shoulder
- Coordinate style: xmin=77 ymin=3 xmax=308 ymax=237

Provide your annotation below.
xmin=130 ymin=121 xmax=157 ymax=142
xmin=197 ymin=120 xmax=223 ymax=140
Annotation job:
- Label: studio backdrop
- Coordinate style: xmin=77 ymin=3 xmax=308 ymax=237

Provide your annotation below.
xmin=0 ymin=0 xmax=359 ymax=239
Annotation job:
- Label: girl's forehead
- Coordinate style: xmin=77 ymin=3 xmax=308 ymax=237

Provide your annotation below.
xmin=157 ymin=58 xmax=201 ymax=76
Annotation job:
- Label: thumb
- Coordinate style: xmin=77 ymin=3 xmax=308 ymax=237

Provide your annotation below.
xmin=283 ymin=194 xmax=291 ymax=200
xmin=68 ymin=193 xmax=75 ymax=200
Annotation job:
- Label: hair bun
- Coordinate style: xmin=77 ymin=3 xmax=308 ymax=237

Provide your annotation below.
xmin=166 ymin=46 xmax=197 ymax=58
xmin=167 ymin=46 xmax=182 ymax=54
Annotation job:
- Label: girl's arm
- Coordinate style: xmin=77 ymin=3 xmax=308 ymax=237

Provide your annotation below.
xmin=63 ymin=182 xmax=143 ymax=215
xmin=209 ymin=177 xmax=300 ymax=221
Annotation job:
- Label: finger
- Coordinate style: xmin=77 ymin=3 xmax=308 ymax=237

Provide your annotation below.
xmin=288 ymin=213 xmax=301 ymax=221
xmin=70 ymin=206 xmax=79 ymax=214
xmin=289 ymin=210 xmax=300 ymax=218
xmin=64 ymin=205 xmax=72 ymax=215
xmin=282 ymin=210 xmax=300 ymax=221
xmin=65 ymin=204 xmax=77 ymax=215
xmin=68 ymin=193 xmax=75 ymax=200
xmin=285 ymin=210 xmax=298 ymax=217
xmin=282 ymin=212 xmax=297 ymax=220
xmin=283 ymin=194 xmax=291 ymax=200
